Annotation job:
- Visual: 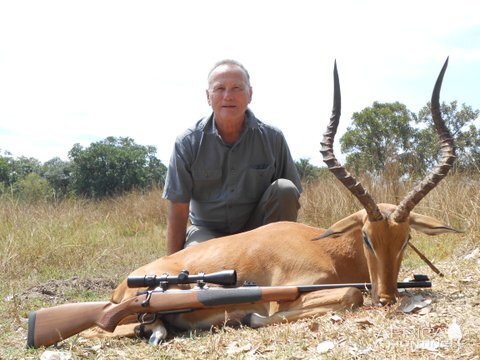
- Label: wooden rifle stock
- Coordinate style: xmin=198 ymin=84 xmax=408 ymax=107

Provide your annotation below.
xmin=27 ymin=279 xmax=431 ymax=348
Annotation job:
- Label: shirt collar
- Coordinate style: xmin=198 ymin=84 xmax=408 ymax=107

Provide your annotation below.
xmin=202 ymin=108 xmax=259 ymax=134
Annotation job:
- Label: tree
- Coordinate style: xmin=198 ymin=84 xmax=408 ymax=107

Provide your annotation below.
xmin=0 ymin=151 xmax=12 ymax=185
xmin=8 ymin=156 xmax=42 ymax=184
xmin=340 ymin=102 xmax=417 ymax=176
xmin=416 ymin=101 xmax=480 ymax=172
xmin=13 ymin=172 xmax=54 ymax=201
xmin=295 ymin=158 xmax=329 ymax=183
xmin=0 ymin=152 xmax=43 ymax=193
xmin=68 ymin=137 xmax=167 ymax=198
xmin=42 ymin=157 xmax=72 ymax=198
xmin=295 ymin=158 xmax=317 ymax=182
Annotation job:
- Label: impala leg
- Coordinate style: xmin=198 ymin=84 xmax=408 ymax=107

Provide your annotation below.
xmin=81 ymin=314 xmax=169 ymax=345
xmin=137 ymin=320 xmax=168 ymax=345
xmin=245 ymin=287 xmax=363 ymax=328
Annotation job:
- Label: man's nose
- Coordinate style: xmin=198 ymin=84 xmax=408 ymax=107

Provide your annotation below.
xmin=222 ymin=89 xmax=235 ymax=99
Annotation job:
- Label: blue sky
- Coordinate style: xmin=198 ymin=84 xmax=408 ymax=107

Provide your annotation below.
xmin=1 ymin=0 xmax=479 ymax=166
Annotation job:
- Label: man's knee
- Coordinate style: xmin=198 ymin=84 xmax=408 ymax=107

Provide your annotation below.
xmin=273 ymin=179 xmax=300 ymax=205
xmin=244 ymin=178 xmax=301 ymax=230
xmin=269 ymin=179 xmax=301 ymax=222
xmin=185 ymin=226 xmax=219 ymax=248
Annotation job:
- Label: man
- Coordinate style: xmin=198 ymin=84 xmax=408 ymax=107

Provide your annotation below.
xmin=163 ymin=59 xmax=302 ymax=255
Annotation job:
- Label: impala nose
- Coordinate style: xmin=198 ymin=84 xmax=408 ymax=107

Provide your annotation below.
xmin=379 ymin=296 xmax=396 ymax=306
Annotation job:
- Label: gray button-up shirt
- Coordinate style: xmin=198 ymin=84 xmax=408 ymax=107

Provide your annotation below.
xmin=163 ymin=109 xmax=302 ymax=234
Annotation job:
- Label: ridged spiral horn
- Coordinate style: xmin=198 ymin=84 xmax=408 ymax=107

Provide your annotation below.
xmin=320 ymin=61 xmax=383 ymax=222
xmin=392 ymin=57 xmax=456 ymax=222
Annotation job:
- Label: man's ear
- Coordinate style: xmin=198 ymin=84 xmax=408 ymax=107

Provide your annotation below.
xmin=206 ymin=89 xmax=211 ymax=106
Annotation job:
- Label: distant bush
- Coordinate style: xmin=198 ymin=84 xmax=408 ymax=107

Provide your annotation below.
xmin=68 ymin=137 xmax=167 ymax=198
xmin=13 ymin=173 xmax=54 ymax=201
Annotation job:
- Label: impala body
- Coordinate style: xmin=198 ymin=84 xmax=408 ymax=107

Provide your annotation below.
xmin=101 ymin=59 xmax=460 ymax=344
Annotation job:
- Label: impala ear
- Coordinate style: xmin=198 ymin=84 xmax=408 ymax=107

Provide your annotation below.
xmin=409 ymin=212 xmax=463 ymax=235
xmin=313 ymin=210 xmax=365 ymax=240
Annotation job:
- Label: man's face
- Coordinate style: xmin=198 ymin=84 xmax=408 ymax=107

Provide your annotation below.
xmin=206 ymin=65 xmax=253 ymax=123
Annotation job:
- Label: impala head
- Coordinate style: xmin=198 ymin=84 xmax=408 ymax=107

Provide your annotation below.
xmin=317 ymin=59 xmax=461 ymax=306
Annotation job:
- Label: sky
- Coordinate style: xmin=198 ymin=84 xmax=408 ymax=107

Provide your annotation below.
xmin=1 ymin=0 xmax=479 ymax=167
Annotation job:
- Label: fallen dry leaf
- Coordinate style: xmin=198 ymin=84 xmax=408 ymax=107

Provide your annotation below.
xmin=430 ymin=322 xmax=448 ymax=334
xmin=316 ymin=340 xmax=334 ymax=354
xmin=226 ymin=341 xmax=252 ymax=355
xmin=447 ymin=319 xmax=462 ymax=343
xmin=40 ymin=351 xmax=72 ymax=360
xmin=355 ymin=318 xmax=375 ymax=328
xmin=329 ymin=314 xmax=344 ymax=324
xmin=399 ymin=294 xmax=432 ymax=313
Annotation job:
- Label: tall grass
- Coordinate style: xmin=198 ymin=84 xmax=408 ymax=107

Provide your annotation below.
xmin=300 ymin=172 xmax=477 ymax=231
xmin=0 ymin=173 xmax=478 ymax=296
xmin=300 ymin=171 xmax=479 ymax=269
xmin=0 ymin=187 xmax=168 ymax=294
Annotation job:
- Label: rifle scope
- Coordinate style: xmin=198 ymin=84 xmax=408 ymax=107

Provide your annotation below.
xmin=127 ymin=269 xmax=237 ymax=288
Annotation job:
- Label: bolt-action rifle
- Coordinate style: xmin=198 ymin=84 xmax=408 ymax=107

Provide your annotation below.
xmin=27 ymin=270 xmax=431 ymax=349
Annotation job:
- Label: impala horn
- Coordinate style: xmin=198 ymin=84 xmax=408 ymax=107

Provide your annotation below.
xmin=392 ymin=57 xmax=456 ymax=223
xmin=320 ymin=60 xmax=383 ymax=222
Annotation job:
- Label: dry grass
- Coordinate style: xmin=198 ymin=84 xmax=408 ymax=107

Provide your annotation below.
xmin=0 ymin=187 xmax=167 ymax=290
xmin=0 ymin=173 xmax=479 ymax=359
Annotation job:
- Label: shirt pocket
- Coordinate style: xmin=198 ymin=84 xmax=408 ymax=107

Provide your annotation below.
xmin=192 ymin=168 xmax=223 ymax=201
xmin=244 ymin=165 xmax=275 ymax=200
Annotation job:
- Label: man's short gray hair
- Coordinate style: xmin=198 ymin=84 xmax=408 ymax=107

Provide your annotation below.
xmin=208 ymin=59 xmax=251 ymax=86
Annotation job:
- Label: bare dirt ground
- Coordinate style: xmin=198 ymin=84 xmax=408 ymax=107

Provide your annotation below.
xmin=2 ymin=245 xmax=480 ymax=359
xmin=14 ymin=277 xmax=116 ymax=305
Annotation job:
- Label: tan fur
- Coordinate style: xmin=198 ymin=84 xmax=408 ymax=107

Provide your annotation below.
xmin=86 ymin=203 xmax=459 ymax=342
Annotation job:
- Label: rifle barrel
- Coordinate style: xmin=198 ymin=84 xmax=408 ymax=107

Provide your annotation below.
xmin=297 ymin=280 xmax=431 ymax=292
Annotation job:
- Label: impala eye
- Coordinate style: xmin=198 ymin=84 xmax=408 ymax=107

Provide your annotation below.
xmin=362 ymin=232 xmax=373 ymax=251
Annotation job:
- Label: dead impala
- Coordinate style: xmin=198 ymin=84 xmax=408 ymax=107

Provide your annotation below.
xmin=95 ymin=59 xmax=461 ymax=344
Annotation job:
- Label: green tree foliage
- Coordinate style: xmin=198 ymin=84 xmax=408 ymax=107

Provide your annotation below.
xmin=416 ymin=101 xmax=480 ymax=172
xmin=13 ymin=172 xmax=54 ymax=201
xmin=5 ymin=156 xmax=42 ymax=184
xmin=0 ymin=151 xmax=12 ymax=185
xmin=12 ymin=156 xmax=42 ymax=179
xmin=42 ymin=157 xmax=72 ymax=198
xmin=340 ymin=102 xmax=417 ymax=176
xmin=68 ymin=137 xmax=166 ymax=198
xmin=296 ymin=158 xmax=317 ymax=183
xmin=295 ymin=158 xmax=330 ymax=183
xmin=0 ymin=151 xmax=43 ymax=193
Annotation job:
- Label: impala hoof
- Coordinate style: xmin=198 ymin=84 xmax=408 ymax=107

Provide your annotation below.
xmin=242 ymin=313 xmax=267 ymax=328
xmin=135 ymin=323 xmax=168 ymax=345
xmin=148 ymin=325 xmax=168 ymax=345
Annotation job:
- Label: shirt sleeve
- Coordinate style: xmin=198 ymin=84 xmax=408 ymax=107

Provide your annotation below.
xmin=162 ymin=136 xmax=194 ymax=203
xmin=274 ymin=129 xmax=303 ymax=193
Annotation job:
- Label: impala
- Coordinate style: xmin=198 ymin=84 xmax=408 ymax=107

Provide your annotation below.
xmin=99 ymin=59 xmax=461 ymax=344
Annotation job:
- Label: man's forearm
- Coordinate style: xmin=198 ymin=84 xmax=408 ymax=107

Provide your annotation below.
xmin=166 ymin=202 xmax=189 ymax=255
xmin=166 ymin=227 xmax=186 ymax=255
